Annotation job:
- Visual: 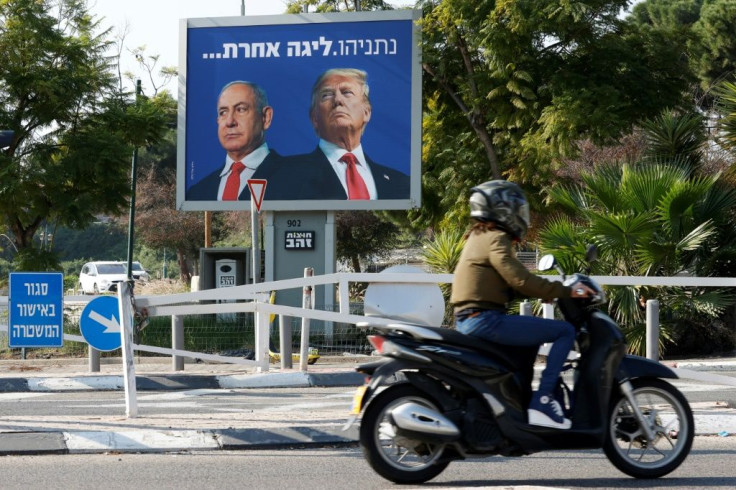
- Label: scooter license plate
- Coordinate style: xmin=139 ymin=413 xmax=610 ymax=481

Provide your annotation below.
xmin=350 ymin=385 xmax=368 ymax=415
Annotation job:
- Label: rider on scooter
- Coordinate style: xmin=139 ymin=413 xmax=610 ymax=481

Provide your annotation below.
xmin=450 ymin=180 xmax=594 ymax=429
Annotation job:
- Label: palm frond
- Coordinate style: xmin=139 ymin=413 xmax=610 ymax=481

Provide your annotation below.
xmin=589 ymin=211 xmax=658 ymax=253
xmin=675 ymin=220 xmax=716 ymax=253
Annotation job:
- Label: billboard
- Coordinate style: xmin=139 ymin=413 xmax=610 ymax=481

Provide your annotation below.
xmin=177 ymin=10 xmax=422 ymax=212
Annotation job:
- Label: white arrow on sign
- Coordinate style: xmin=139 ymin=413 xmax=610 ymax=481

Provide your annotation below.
xmin=89 ymin=310 xmax=121 ymax=334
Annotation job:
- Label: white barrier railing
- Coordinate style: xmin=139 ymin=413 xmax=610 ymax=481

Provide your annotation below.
xmin=4 ymin=272 xmax=736 ymax=420
xmin=2 ymin=272 xmax=736 ymax=373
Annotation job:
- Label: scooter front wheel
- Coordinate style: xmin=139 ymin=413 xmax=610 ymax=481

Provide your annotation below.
xmin=359 ymin=383 xmax=450 ymax=484
xmin=603 ymin=378 xmax=694 ymax=478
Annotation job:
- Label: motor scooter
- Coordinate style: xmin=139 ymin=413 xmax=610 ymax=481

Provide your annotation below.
xmin=345 ymin=248 xmax=693 ymax=484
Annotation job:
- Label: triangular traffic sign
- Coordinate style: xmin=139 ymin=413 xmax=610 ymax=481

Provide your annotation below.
xmin=247 ymin=179 xmax=267 ymax=212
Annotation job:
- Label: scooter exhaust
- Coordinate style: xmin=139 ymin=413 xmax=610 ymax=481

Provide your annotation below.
xmin=389 ymin=402 xmax=460 ymax=442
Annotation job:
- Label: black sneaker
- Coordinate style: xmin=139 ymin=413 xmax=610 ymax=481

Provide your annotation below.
xmin=528 ymin=393 xmax=572 ymax=429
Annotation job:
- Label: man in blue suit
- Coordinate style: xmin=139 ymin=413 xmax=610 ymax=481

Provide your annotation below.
xmin=187 ymin=81 xmax=284 ymax=201
xmin=282 ymin=68 xmax=409 ymax=200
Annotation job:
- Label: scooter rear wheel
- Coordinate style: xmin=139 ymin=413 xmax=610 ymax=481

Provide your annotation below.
xmin=603 ymin=378 xmax=694 ymax=478
xmin=359 ymin=383 xmax=450 ymax=484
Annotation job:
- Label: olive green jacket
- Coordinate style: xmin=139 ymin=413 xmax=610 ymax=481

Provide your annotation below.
xmin=450 ymin=228 xmax=570 ymax=313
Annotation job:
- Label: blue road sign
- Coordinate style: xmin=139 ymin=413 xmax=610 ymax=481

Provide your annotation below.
xmin=80 ymin=296 xmax=122 ymax=352
xmin=9 ymin=272 xmax=64 ymax=348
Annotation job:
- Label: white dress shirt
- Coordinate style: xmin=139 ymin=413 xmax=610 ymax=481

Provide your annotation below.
xmin=318 ymin=139 xmax=377 ymax=200
xmin=217 ymin=143 xmax=270 ymax=200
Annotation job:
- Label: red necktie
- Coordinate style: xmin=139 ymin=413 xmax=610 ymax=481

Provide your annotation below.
xmin=222 ymin=161 xmax=245 ymax=200
xmin=339 ymin=153 xmax=370 ymax=200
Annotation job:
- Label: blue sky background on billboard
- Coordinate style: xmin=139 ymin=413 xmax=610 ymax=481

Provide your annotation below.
xmin=185 ymin=17 xmax=414 ymax=185
xmin=91 ymin=0 xmax=412 ymax=95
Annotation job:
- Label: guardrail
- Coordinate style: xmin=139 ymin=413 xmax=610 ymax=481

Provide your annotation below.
xmin=4 ymin=271 xmax=736 ymax=419
xmin=2 ymin=272 xmax=736 ymax=373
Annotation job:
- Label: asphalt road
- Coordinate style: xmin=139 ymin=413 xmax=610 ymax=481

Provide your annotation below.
xmin=0 ymin=439 xmax=733 ymax=490
xmin=0 ymin=375 xmax=732 ymax=421
xmin=0 ymin=387 xmax=354 ymax=418
xmin=1 ymin=373 xmax=733 ymax=420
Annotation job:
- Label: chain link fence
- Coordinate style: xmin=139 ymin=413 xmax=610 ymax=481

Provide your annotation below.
xmin=137 ymin=302 xmax=372 ymax=358
xmin=0 ymin=299 xmax=373 ymax=359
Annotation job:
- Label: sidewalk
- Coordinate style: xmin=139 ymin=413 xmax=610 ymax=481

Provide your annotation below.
xmin=0 ymin=355 xmax=368 ymax=455
xmin=0 ymin=355 xmax=735 ymax=455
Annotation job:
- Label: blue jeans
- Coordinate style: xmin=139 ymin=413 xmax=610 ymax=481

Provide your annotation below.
xmin=456 ymin=309 xmax=575 ymax=396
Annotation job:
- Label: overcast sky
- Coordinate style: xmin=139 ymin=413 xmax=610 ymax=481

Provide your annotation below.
xmin=90 ymin=1 xmax=290 ymax=93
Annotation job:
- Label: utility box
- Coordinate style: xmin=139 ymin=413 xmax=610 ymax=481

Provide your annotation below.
xmin=215 ymin=259 xmax=237 ymax=288
xmin=199 ymin=247 xmax=249 ymax=290
xmin=200 ymin=248 xmax=249 ymax=323
xmin=215 ymin=258 xmax=238 ymax=322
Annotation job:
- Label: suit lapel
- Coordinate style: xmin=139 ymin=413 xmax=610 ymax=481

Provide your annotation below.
xmin=312 ymin=147 xmax=348 ymax=198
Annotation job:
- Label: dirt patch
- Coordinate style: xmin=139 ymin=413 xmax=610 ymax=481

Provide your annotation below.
xmin=136 ymin=279 xmax=189 ymax=296
xmin=6 ymin=365 xmax=43 ymax=372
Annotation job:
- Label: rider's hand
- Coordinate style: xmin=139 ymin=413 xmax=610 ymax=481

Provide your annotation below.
xmin=570 ymin=281 xmax=595 ymax=298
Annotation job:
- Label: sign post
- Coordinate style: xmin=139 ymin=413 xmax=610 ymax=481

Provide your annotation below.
xmin=79 ymin=292 xmax=137 ymax=417
xmin=9 ymin=273 xmax=64 ymax=348
xmin=118 ymin=281 xmax=138 ymax=418
xmin=248 ymin=179 xmax=267 ymax=285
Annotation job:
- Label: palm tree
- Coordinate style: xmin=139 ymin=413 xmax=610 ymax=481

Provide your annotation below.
xmin=714 ymin=78 xmax=736 ymax=155
xmin=422 ymin=228 xmax=466 ymax=327
xmin=540 ymin=160 xmax=736 ymax=355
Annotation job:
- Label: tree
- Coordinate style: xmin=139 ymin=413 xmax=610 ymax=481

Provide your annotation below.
xmin=690 ymin=0 xmax=736 ymax=94
xmin=640 ymin=111 xmax=707 ymax=175
xmin=629 ymin=0 xmax=703 ymax=29
xmin=121 ymin=91 xmax=208 ymax=284
xmin=413 ymin=0 xmax=695 ymax=228
xmin=286 ymin=0 xmax=394 ymax=13
xmin=540 ymin=157 xmax=736 ymax=355
xmin=631 ymin=0 xmax=736 ymax=104
xmin=125 ymin=45 xmax=177 ymax=97
xmin=714 ymin=76 xmax=736 ymax=155
xmin=0 ymin=0 xmax=167 ymax=269
xmin=336 ymin=211 xmax=400 ymax=272
xmin=134 ymin=163 xmax=204 ymax=284
xmin=421 ymin=227 xmax=465 ymax=325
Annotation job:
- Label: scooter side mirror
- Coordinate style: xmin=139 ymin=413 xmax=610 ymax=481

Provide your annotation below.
xmin=538 ymin=254 xmax=556 ymax=272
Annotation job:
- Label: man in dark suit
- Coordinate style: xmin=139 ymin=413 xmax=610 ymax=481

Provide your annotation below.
xmin=282 ymin=68 xmax=409 ymax=200
xmin=187 ymin=81 xmax=285 ymax=201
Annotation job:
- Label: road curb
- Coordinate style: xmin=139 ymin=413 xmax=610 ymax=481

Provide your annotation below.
xmin=0 ymin=425 xmax=360 ymax=455
xmin=675 ymin=360 xmax=736 ymax=371
xmin=215 ymin=425 xmax=359 ymax=450
xmin=1 ymin=413 xmax=734 ymax=455
xmin=0 ymin=371 xmax=365 ymax=393
xmin=0 ymin=432 xmax=67 ymax=455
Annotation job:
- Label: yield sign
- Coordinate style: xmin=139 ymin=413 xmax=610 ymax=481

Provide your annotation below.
xmin=247 ymin=179 xmax=267 ymax=212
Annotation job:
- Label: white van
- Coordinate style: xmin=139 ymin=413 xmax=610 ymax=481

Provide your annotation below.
xmin=78 ymin=261 xmax=128 ymax=294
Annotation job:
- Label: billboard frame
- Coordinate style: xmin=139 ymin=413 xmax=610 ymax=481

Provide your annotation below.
xmin=177 ymin=10 xmax=422 ymax=212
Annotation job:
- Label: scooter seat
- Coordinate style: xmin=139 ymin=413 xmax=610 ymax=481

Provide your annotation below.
xmin=429 ymin=325 xmax=536 ymax=368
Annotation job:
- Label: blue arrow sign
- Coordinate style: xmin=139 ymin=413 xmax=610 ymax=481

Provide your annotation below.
xmin=80 ymin=296 xmax=122 ymax=352
xmin=9 ymin=272 xmax=64 ymax=348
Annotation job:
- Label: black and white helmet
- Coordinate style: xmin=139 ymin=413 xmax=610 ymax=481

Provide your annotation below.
xmin=469 ymin=180 xmax=530 ymax=240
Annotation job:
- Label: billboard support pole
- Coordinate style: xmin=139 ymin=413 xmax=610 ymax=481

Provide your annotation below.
xmin=251 ymin=209 xmax=260 ymax=284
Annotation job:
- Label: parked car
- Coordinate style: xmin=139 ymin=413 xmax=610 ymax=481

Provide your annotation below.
xmin=125 ymin=261 xmax=151 ymax=282
xmin=78 ymin=261 xmax=128 ymax=294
